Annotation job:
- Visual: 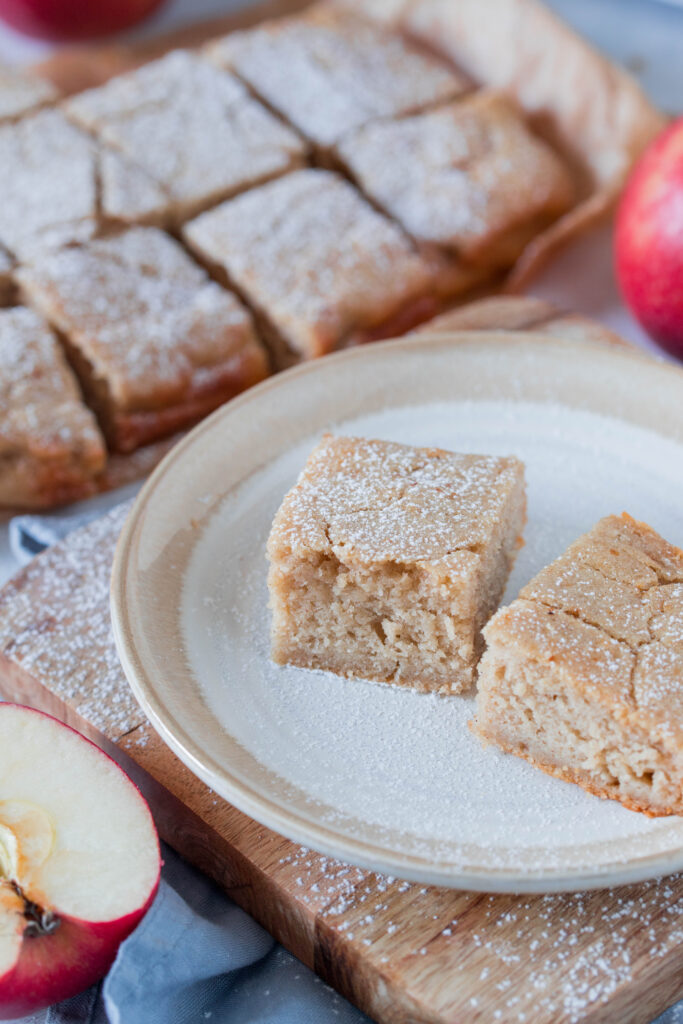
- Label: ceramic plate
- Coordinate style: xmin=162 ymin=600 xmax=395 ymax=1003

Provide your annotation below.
xmin=111 ymin=332 xmax=683 ymax=892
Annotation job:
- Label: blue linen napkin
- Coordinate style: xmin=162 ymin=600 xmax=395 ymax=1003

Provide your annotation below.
xmin=6 ymin=506 xmax=682 ymax=1024
xmin=14 ymin=845 xmax=367 ymax=1024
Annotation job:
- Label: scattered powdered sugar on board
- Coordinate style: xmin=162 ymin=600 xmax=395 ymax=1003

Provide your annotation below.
xmin=0 ymin=501 xmax=142 ymax=740
xmin=444 ymin=880 xmax=683 ymax=1023
xmin=181 ymin=399 xmax=683 ymax=872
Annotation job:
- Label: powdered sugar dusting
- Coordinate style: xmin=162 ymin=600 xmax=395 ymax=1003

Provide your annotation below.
xmin=181 ymin=399 xmax=683 ymax=875
xmin=184 ymin=169 xmax=432 ymax=358
xmin=271 ymin=433 xmax=522 ymax=563
xmin=65 ymin=50 xmax=303 ymax=215
xmin=0 ymin=306 xmax=104 ymax=459
xmin=0 ymin=501 xmax=141 ymax=739
xmin=0 ymin=109 xmax=167 ymax=260
xmin=338 ymin=92 xmax=573 ymax=256
xmin=207 ymin=5 xmax=463 ymax=147
xmin=18 ymin=228 xmax=258 ymax=406
xmin=274 ymin=854 xmax=683 ymax=1022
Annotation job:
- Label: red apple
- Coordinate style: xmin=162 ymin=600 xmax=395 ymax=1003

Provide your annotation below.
xmin=0 ymin=704 xmax=160 ymax=1019
xmin=615 ymin=118 xmax=683 ymax=359
xmin=0 ymin=0 xmax=165 ymax=41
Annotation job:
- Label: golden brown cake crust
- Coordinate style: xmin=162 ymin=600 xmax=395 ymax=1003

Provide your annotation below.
xmin=101 ymin=345 xmax=269 ymax=453
xmin=476 ymin=730 xmax=676 ymax=818
xmin=268 ymin=434 xmax=525 ymax=695
xmin=337 ymin=91 xmax=574 ymax=268
xmin=64 ymin=50 xmax=305 ymax=223
xmin=476 ymin=514 xmax=683 ymax=816
xmin=269 ymin=433 xmax=525 ymax=565
xmin=184 ymin=168 xmax=438 ymax=364
xmin=206 ymin=4 xmax=464 ymax=150
xmin=17 ymin=228 xmax=268 ymax=453
xmin=0 ymin=307 xmax=106 ymax=508
xmin=334 ymin=0 xmax=665 ymax=287
xmin=0 ymin=246 xmax=13 ymax=306
xmin=0 ymin=108 xmax=169 ymax=261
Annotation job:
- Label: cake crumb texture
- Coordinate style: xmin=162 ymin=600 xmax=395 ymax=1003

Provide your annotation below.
xmin=475 ymin=513 xmax=683 ymax=816
xmin=267 ymin=434 xmax=525 ymax=694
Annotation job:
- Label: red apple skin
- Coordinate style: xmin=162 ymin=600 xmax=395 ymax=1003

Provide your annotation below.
xmin=0 ymin=704 xmax=161 ymax=1019
xmin=0 ymin=0 xmax=165 ymax=41
xmin=0 ymin=888 xmax=158 ymax=1020
xmin=615 ymin=118 xmax=683 ymax=359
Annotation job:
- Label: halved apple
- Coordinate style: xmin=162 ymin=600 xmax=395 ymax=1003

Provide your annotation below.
xmin=0 ymin=704 xmax=160 ymax=1019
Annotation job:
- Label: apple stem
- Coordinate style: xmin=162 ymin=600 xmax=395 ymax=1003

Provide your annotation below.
xmin=10 ymin=880 xmax=60 ymax=937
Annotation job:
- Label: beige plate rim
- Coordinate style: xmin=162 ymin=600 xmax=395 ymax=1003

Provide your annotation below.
xmin=111 ymin=330 xmax=683 ymax=893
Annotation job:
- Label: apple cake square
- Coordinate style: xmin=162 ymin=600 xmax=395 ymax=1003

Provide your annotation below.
xmin=0 ymin=108 xmax=168 ymax=260
xmin=64 ymin=50 xmax=305 ymax=222
xmin=267 ymin=434 xmax=526 ymax=694
xmin=206 ymin=5 xmax=464 ymax=152
xmin=337 ymin=91 xmax=574 ymax=279
xmin=17 ymin=227 xmax=268 ymax=453
xmin=0 ymin=64 xmax=57 ymax=123
xmin=0 ymin=306 xmax=106 ymax=509
xmin=184 ymin=168 xmax=438 ymax=366
xmin=474 ymin=513 xmax=683 ymax=816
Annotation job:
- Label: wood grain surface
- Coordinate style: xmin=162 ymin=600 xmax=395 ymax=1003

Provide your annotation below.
xmin=1 ymin=311 xmax=682 ymax=1024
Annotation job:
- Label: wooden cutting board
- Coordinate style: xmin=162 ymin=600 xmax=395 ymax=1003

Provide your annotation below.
xmin=2 ymin=322 xmax=683 ymax=1024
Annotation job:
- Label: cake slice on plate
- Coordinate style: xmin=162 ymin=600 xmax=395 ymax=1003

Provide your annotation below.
xmin=474 ymin=514 xmax=683 ymax=816
xmin=267 ymin=434 xmax=525 ymax=695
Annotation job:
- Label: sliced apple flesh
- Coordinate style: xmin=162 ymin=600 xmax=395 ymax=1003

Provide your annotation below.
xmin=0 ymin=824 xmax=19 ymax=882
xmin=0 ymin=705 xmax=160 ymax=1019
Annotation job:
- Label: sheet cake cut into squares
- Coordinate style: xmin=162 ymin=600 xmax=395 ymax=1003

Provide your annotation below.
xmin=267 ymin=435 xmax=526 ymax=695
xmin=206 ymin=4 xmax=465 ymax=152
xmin=0 ymin=307 xmax=106 ymax=509
xmin=64 ymin=50 xmax=305 ymax=223
xmin=0 ymin=108 xmax=169 ymax=260
xmin=17 ymin=227 xmax=268 ymax=453
xmin=0 ymin=64 xmax=57 ymax=124
xmin=474 ymin=514 xmax=683 ymax=816
xmin=337 ymin=91 xmax=575 ymax=279
xmin=184 ymin=168 xmax=439 ymax=367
